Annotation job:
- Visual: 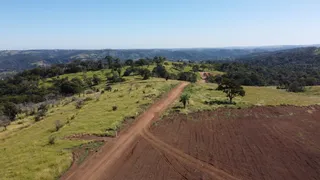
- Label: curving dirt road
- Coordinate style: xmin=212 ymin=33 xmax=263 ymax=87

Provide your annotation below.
xmin=61 ymin=82 xmax=190 ymax=180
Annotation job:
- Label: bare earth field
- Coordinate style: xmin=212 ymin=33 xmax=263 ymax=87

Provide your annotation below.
xmin=107 ymin=105 xmax=320 ymax=180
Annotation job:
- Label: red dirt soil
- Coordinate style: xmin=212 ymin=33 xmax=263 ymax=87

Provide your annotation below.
xmin=61 ymin=82 xmax=189 ymax=180
xmin=62 ymin=81 xmax=320 ymax=180
xmin=149 ymin=105 xmax=320 ymax=180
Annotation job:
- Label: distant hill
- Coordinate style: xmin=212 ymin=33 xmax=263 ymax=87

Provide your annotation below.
xmin=215 ymin=47 xmax=320 ymax=86
xmin=0 ymin=46 xmax=311 ymax=72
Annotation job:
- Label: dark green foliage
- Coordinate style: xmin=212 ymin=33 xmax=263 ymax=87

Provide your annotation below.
xmin=139 ymin=68 xmax=151 ymax=80
xmin=180 ymin=93 xmax=190 ymax=108
xmin=107 ymin=72 xmax=125 ymax=83
xmin=92 ymin=74 xmax=101 ymax=86
xmin=3 ymin=102 xmax=20 ymax=121
xmin=123 ymin=68 xmax=133 ymax=76
xmin=216 ymin=78 xmax=245 ymax=103
xmin=54 ymin=78 xmax=85 ymax=95
xmin=105 ymin=84 xmax=112 ymax=92
xmin=192 ymin=65 xmax=200 ymax=72
xmin=112 ymin=106 xmax=118 ymax=111
xmin=287 ymin=82 xmax=305 ymax=92
xmin=152 ymin=65 xmax=168 ymax=78
xmin=177 ymin=72 xmax=197 ymax=83
xmin=125 ymin=59 xmax=134 ymax=66
xmin=134 ymin=59 xmax=149 ymax=66
xmin=214 ymin=47 xmax=320 ymax=87
xmin=153 ymin=56 xmax=166 ymax=65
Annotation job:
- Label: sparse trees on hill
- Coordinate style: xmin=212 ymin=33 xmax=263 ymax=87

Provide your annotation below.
xmin=216 ymin=78 xmax=245 ymax=104
xmin=3 ymin=102 xmax=20 ymax=121
xmin=177 ymin=72 xmax=197 ymax=83
xmin=152 ymin=64 xmax=168 ymax=78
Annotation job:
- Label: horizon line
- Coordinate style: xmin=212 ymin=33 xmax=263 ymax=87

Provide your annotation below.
xmin=1 ymin=44 xmax=319 ymax=51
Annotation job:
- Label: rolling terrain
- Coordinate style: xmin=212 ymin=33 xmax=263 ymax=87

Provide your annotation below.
xmin=0 ymin=55 xmax=320 ymax=180
xmin=0 ymin=46 xmax=310 ymax=72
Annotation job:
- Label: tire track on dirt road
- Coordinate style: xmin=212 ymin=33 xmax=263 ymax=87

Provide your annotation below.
xmin=61 ymin=82 xmax=189 ymax=180
xmin=141 ymin=127 xmax=241 ymax=180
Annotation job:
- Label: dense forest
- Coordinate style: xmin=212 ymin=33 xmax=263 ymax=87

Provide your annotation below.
xmin=0 ymin=46 xmax=307 ymax=72
xmin=209 ymin=47 xmax=320 ymax=92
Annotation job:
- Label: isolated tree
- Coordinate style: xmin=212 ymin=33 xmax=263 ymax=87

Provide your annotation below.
xmin=3 ymin=102 xmax=20 ymax=121
xmin=287 ymin=81 xmax=305 ymax=92
xmin=152 ymin=64 xmax=168 ymax=78
xmin=180 ymin=93 xmax=191 ymax=108
xmin=216 ymin=78 xmax=245 ymax=104
xmin=140 ymin=69 xmax=151 ymax=80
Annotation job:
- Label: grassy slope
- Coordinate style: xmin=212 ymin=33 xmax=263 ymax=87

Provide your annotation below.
xmin=0 ymin=77 xmax=178 ymax=180
xmin=175 ymin=83 xmax=320 ymax=113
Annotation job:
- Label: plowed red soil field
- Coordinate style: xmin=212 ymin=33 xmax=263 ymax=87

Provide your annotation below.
xmin=109 ymin=105 xmax=320 ymax=180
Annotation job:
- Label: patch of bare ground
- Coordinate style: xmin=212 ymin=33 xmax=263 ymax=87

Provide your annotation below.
xmin=150 ymin=105 xmax=320 ymax=180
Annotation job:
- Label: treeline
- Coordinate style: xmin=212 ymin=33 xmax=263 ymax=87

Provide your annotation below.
xmin=0 ymin=56 xmax=200 ymax=121
xmin=207 ymin=47 xmax=320 ymax=92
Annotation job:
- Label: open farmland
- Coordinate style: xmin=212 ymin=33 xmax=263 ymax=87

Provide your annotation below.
xmin=107 ymin=105 xmax=320 ymax=180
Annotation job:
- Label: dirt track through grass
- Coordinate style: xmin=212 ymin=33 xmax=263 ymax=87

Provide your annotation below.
xmin=61 ymin=82 xmax=189 ymax=180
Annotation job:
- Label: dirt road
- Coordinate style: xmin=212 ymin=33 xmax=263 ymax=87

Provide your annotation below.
xmin=61 ymin=82 xmax=189 ymax=180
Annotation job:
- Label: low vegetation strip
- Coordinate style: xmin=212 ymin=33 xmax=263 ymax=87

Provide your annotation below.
xmin=173 ymin=83 xmax=320 ymax=113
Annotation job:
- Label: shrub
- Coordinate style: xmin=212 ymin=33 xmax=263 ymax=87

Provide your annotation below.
xmin=55 ymin=120 xmax=63 ymax=131
xmin=180 ymin=93 xmax=191 ymax=108
xmin=48 ymin=136 xmax=56 ymax=145
xmin=92 ymin=74 xmax=102 ymax=85
xmin=38 ymin=104 xmax=48 ymax=113
xmin=101 ymin=90 xmax=105 ymax=94
xmin=34 ymin=115 xmax=42 ymax=122
xmin=105 ymin=84 xmax=112 ymax=92
xmin=287 ymin=81 xmax=305 ymax=92
xmin=3 ymin=102 xmax=20 ymax=121
xmin=112 ymin=106 xmax=118 ymax=111
xmin=0 ymin=117 xmax=10 ymax=131
xmin=178 ymin=72 xmax=197 ymax=83
xmin=75 ymin=100 xmax=84 ymax=109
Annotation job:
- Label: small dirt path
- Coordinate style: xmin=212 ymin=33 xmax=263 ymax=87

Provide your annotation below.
xmin=61 ymin=82 xmax=189 ymax=180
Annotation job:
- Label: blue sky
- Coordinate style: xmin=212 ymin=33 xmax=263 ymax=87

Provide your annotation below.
xmin=0 ymin=0 xmax=319 ymax=49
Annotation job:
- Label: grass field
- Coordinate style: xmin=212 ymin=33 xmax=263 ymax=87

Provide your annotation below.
xmin=174 ymin=83 xmax=320 ymax=113
xmin=0 ymin=77 xmax=178 ymax=180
